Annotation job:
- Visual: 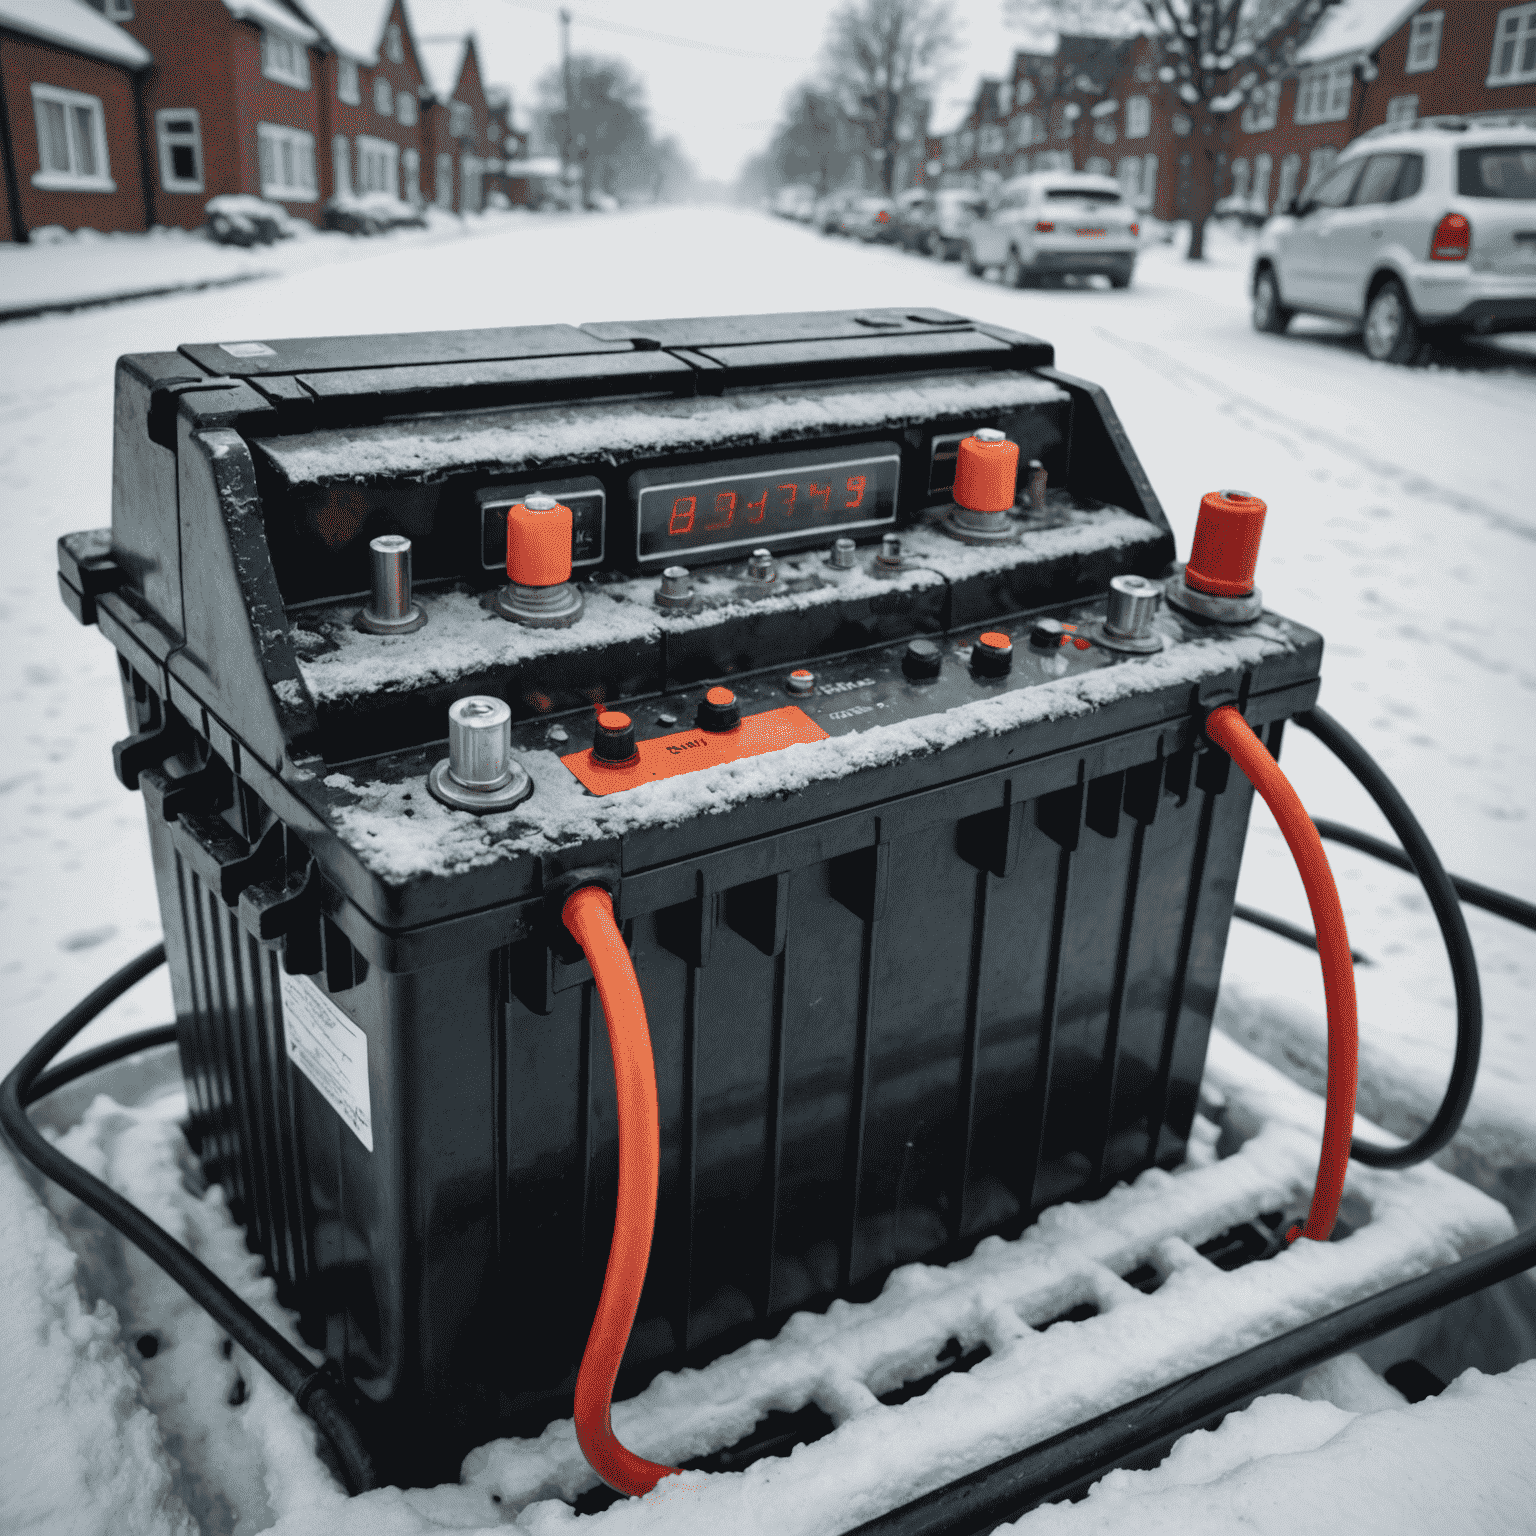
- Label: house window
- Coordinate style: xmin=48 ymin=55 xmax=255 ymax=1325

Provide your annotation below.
xmin=337 ymin=59 xmax=360 ymax=105
xmin=460 ymin=154 xmax=483 ymax=211
xmin=1125 ymin=95 xmax=1150 ymax=138
xmin=356 ymin=134 xmax=399 ymax=195
xmin=332 ymin=134 xmax=352 ymax=196
xmin=449 ymin=99 xmax=473 ymax=138
xmin=435 ymin=150 xmax=454 ymax=207
xmin=261 ymin=30 xmax=311 ymax=89
xmin=1117 ymin=155 xmax=1141 ymax=197
xmin=1293 ymin=62 xmax=1353 ymax=124
xmin=1277 ymin=151 xmax=1301 ymax=207
xmin=1140 ymin=153 xmax=1157 ymax=207
xmin=1252 ymin=152 xmax=1273 ymax=207
xmin=1405 ymin=11 xmax=1443 ymax=73
xmin=257 ymin=122 xmax=317 ymax=200
xmin=959 ymin=129 xmax=975 ymax=156
xmin=396 ymin=90 xmax=417 ymax=126
xmin=1488 ymin=2 xmax=1536 ymax=85
xmin=155 ymin=109 xmax=203 ymax=193
xmin=1230 ymin=157 xmax=1250 ymax=199
xmin=29 ymin=85 xmax=113 ymax=191
xmin=403 ymin=147 xmax=420 ymax=202
xmin=386 ymin=23 xmax=405 ymax=64
xmin=979 ymin=124 xmax=1005 ymax=154
xmin=1241 ymin=79 xmax=1279 ymax=132
xmin=372 ymin=75 xmax=393 ymax=116
xmin=1386 ymin=93 xmax=1418 ymax=126
xmin=1011 ymin=113 xmax=1038 ymax=147
xmin=1304 ymin=144 xmax=1339 ymax=194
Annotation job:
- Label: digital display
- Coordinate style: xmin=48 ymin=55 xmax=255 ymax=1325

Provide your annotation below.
xmin=632 ymin=443 xmax=900 ymax=569
xmin=479 ymin=476 xmax=605 ymax=571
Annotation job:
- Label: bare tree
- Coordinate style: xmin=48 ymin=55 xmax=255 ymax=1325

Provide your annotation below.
xmin=768 ymin=86 xmax=857 ymax=194
xmin=1005 ymin=0 xmax=1334 ymax=259
xmin=823 ymin=0 xmax=958 ymax=194
xmin=535 ymin=54 xmax=655 ymax=204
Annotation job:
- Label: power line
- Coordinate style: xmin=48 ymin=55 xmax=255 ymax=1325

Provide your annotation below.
xmin=487 ymin=0 xmax=817 ymax=64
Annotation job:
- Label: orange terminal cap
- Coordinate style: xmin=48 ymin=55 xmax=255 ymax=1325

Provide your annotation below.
xmin=977 ymin=631 xmax=1012 ymax=651
xmin=953 ymin=430 xmax=1020 ymax=514
xmin=506 ymin=494 xmax=573 ymax=587
xmin=706 ymin=687 xmax=735 ymax=706
xmin=1185 ymin=489 xmax=1268 ymax=598
xmin=597 ymin=710 xmax=631 ymax=730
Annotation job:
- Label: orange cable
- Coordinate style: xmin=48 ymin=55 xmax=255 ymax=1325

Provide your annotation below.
xmin=561 ymin=886 xmax=681 ymax=1495
xmin=1205 ymin=705 xmax=1358 ymax=1242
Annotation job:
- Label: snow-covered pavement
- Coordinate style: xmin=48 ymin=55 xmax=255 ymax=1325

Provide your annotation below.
xmin=1 ymin=206 xmax=1534 ymax=1534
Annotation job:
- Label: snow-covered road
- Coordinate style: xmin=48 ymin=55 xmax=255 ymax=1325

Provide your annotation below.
xmin=4 ymin=207 xmax=1533 ymax=1179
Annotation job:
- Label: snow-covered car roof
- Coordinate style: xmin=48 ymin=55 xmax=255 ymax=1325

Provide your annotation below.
xmin=1345 ymin=121 xmax=1536 ymax=158
xmin=1002 ymin=172 xmax=1122 ymax=196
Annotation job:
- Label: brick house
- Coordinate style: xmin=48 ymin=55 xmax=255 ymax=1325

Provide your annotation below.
xmin=418 ymin=32 xmax=493 ymax=213
xmin=295 ymin=0 xmax=427 ymax=206
xmin=0 ymin=0 xmax=152 ymax=240
xmin=120 ymin=0 xmax=326 ymax=227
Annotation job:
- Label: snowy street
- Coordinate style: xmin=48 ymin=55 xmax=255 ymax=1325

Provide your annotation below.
xmin=3 ymin=208 xmax=1536 ymax=1532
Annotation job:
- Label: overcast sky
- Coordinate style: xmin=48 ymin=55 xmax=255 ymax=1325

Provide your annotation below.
xmin=409 ymin=1 xmax=1032 ymax=183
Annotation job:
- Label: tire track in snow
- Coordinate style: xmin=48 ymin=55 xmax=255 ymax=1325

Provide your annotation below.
xmin=1093 ymin=327 xmax=1536 ymax=545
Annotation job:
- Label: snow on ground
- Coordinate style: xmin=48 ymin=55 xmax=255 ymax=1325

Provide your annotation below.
xmin=1 ymin=206 xmax=1534 ymax=1532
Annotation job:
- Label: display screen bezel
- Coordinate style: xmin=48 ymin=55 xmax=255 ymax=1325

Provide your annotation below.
xmin=630 ymin=441 xmax=901 ymax=571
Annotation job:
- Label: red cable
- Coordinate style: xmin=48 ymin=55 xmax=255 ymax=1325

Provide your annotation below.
xmin=561 ymin=886 xmax=680 ymax=1495
xmin=1205 ymin=705 xmax=1358 ymax=1242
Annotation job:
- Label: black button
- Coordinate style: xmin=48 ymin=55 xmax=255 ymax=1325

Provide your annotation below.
xmin=903 ymin=638 xmax=943 ymax=680
xmin=593 ymin=711 xmax=638 ymax=764
xmin=971 ymin=631 xmax=1014 ymax=678
xmin=1030 ymin=618 xmax=1067 ymax=650
xmin=696 ymin=687 xmax=741 ymax=732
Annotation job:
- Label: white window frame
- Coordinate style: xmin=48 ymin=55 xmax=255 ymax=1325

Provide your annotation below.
xmin=155 ymin=108 xmax=204 ymax=193
xmin=260 ymin=30 xmax=311 ymax=90
xmin=337 ymin=58 xmax=360 ymax=105
xmin=403 ymin=146 xmax=421 ymax=203
xmin=1125 ymin=94 xmax=1151 ymax=138
xmin=373 ymin=75 xmax=394 ymax=116
xmin=1230 ymin=157 xmax=1250 ymax=199
xmin=29 ymin=84 xmax=114 ymax=192
xmin=1241 ymin=79 xmax=1279 ymax=133
xmin=356 ymin=134 xmax=399 ymax=196
xmin=1252 ymin=151 xmax=1273 ymax=207
xmin=1385 ymin=93 xmax=1419 ymax=126
xmin=396 ymin=90 xmax=417 ymax=126
xmin=449 ymin=99 xmax=473 ymax=138
xmin=1293 ymin=62 xmax=1353 ymax=125
xmin=386 ymin=23 xmax=404 ymax=65
xmin=257 ymin=122 xmax=318 ymax=201
xmin=435 ymin=150 xmax=454 ymax=208
xmin=1488 ymin=2 xmax=1536 ymax=85
xmin=332 ymin=134 xmax=352 ymax=196
xmin=1405 ymin=11 xmax=1443 ymax=74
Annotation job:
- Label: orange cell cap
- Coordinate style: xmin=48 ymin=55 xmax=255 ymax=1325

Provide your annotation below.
xmin=1185 ymin=489 xmax=1268 ymax=598
xmin=506 ymin=495 xmax=573 ymax=588
xmin=597 ymin=710 xmax=630 ymax=730
xmin=978 ymin=631 xmax=1012 ymax=650
xmin=953 ymin=431 xmax=1020 ymax=514
xmin=706 ymin=687 xmax=735 ymax=706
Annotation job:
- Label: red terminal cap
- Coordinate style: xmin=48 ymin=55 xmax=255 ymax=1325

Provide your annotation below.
xmin=507 ymin=494 xmax=573 ymax=588
xmin=1185 ymin=489 xmax=1268 ymax=598
xmin=953 ymin=431 xmax=1020 ymax=514
xmin=706 ymin=687 xmax=734 ymax=706
xmin=597 ymin=710 xmax=630 ymax=730
xmin=592 ymin=710 xmax=638 ymax=766
xmin=976 ymin=631 xmax=1012 ymax=653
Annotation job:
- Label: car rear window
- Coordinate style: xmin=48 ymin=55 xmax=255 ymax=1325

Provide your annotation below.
xmin=1458 ymin=146 xmax=1536 ymax=200
xmin=1045 ymin=187 xmax=1122 ymax=202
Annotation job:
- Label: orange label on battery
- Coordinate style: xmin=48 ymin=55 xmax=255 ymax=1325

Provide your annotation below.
xmin=561 ymin=705 xmax=830 ymax=795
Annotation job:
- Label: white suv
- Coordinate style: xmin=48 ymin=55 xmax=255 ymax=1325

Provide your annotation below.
xmin=1252 ymin=123 xmax=1536 ymax=363
xmin=966 ymin=172 xmax=1139 ymax=288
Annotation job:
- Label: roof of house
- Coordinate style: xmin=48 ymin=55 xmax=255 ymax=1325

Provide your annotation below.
xmin=293 ymin=0 xmax=392 ymax=62
xmin=1295 ymin=0 xmax=1422 ymax=64
xmin=0 ymin=0 xmax=151 ymax=67
xmin=417 ymin=32 xmax=469 ymax=100
xmin=223 ymin=0 xmax=320 ymax=44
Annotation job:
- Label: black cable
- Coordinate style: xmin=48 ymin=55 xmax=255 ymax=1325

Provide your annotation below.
xmin=846 ymin=1221 xmax=1536 ymax=1536
xmin=1232 ymin=902 xmax=1372 ymax=965
xmin=1314 ymin=817 xmax=1536 ymax=933
xmin=1292 ymin=707 xmax=1482 ymax=1170
xmin=28 ymin=1023 xmax=178 ymax=1103
xmin=0 ymin=944 xmax=378 ymax=1495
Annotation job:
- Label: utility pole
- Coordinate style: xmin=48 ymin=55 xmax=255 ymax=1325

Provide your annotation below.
xmin=560 ymin=7 xmax=575 ymax=203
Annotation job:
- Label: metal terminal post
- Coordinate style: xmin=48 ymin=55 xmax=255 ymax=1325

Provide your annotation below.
xmin=825 ymin=537 xmax=858 ymax=570
xmin=738 ymin=548 xmax=777 ymax=592
xmin=654 ymin=565 xmax=695 ymax=609
xmin=355 ymin=535 xmax=427 ymax=634
xmin=428 ymin=696 xmax=533 ymax=813
xmin=1085 ymin=574 xmax=1166 ymax=654
xmin=873 ymin=532 xmax=906 ymax=577
xmin=1027 ymin=459 xmax=1048 ymax=513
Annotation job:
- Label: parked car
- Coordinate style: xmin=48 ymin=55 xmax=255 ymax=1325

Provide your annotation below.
xmin=771 ymin=184 xmax=818 ymax=221
xmin=814 ymin=189 xmax=862 ymax=235
xmin=840 ymin=196 xmax=895 ymax=242
xmin=910 ymin=189 xmax=987 ymax=259
xmin=889 ymin=188 xmax=934 ymax=251
xmin=1252 ymin=123 xmax=1536 ymax=364
xmin=964 ymin=172 xmax=1139 ymax=288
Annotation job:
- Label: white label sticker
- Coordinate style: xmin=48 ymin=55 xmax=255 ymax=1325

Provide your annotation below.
xmin=279 ymin=972 xmax=373 ymax=1151
xmin=219 ymin=341 xmax=275 ymax=357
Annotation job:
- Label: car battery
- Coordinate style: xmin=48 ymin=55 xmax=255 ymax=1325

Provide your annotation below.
xmin=59 ymin=308 xmax=1322 ymax=1485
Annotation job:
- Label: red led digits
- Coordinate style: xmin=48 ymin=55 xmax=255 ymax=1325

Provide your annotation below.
xmin=704 ymin=492 xmax=736 ymax=531
xmin=844 ymin=476 xmax=866 ymax=508
xmin=669 ymin=497 xmax=695 ymax=535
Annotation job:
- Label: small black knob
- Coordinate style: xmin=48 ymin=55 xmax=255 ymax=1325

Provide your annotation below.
xmin=971 ymin=631 xmax=1014 ymax=678
xmin=696 ymin=686 xmax=740 ymax=732
xmin=1030 ymin=618 xmax=1067 ymax=650
xmin=593 ymin=710 xmax=638 ymax=764
xmin=903 ymin=638 xmax=943 ymax=680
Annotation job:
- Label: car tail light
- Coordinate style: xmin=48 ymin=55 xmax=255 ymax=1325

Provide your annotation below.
xmin=1429 ymin=213 xmax=1470 ymax=261
xmin=1035 ymin=220 xmax=1055 ymax=233
xmin=877 ymin=209 xmax=889 ymax=224
xmin=1130 ymin=222 xmax=1140 ymax=236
